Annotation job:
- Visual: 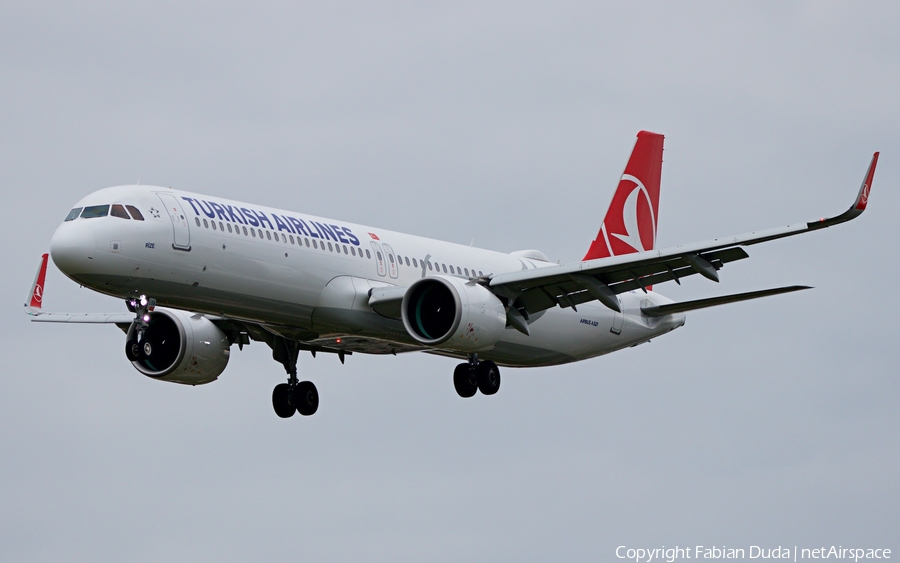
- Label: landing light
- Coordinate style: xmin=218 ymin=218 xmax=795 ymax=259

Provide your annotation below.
xmin=143 ymin=314 xmax=150 ymax=322
xmin=336 ymin=338 xmax=342 ymax=344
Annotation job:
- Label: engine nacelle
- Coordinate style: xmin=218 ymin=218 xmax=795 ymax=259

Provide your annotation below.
xmin=126 ymin=308 xmax=230 ymax=385
xmin=401 ymin=276 xmax=506 ymax=352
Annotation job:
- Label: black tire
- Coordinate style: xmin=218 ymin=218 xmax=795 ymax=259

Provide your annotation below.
xmin=453 ymin=363 xmax=478 ymax=398
xmin=125 ymin=339 xmax=140 ymax=362
xmin=272 ymin=383 xmax=295 ymax=418
xmin=294 ymin=381 xmax=319 ymax=416
xmin=476 ymin=360 xmax=500 ymax=396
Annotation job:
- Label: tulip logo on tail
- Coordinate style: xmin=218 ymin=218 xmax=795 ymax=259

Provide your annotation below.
xmin=583 ymin=131 xmax=664 ymax=262
xmin=606 ymin=174 xmax=656 ymax=254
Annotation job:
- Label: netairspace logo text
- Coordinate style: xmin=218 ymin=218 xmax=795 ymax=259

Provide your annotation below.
xmin=616 ymin=546 xmax=891 ymax=563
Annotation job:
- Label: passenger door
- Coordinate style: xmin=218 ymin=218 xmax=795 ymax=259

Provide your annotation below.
xmin=156 ymin=193 xmax=191 ymax=251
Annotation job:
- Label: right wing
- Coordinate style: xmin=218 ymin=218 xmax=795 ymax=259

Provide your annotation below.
xmin=489 ymin=152 xmax=879 ymax=316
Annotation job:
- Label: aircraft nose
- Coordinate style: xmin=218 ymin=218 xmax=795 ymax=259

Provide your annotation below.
xmin=50 ymin=221 xmax=97 ymax=275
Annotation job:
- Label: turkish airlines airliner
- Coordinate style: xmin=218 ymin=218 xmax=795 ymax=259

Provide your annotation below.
xmin=26 ymin=132 xmax=879 ymax=418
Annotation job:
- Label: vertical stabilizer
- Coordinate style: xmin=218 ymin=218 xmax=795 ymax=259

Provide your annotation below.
xmin=583 ymin=131 xmax=664 ymax=261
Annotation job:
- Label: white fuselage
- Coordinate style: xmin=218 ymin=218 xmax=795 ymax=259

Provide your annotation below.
xmin=50 ymin=185 xmax=684 ymax=367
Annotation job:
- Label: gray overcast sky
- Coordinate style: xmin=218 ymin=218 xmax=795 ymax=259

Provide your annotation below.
xmin=2 ymin=2 xmax=898 ymax=561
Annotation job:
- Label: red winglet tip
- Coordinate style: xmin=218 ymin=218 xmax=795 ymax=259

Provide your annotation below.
xmin=28 ymin=253 xmax=49 ymax=309
xmin=855 ymin=152 xmax=879 ymax=211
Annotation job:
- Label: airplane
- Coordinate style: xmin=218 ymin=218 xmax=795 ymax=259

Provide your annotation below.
xmin=25 ymin=131 xmax=879 ymax=419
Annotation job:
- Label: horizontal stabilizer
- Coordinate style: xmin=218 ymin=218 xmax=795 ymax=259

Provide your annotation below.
xmin=641 ymin=285 xmax=811 ymax=317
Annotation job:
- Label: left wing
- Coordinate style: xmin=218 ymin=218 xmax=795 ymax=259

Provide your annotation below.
xmin=490 ymin=152 xmax=879 ymax=316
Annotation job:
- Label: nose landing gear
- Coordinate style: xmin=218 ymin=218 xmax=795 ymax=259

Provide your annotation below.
xmin=453 ymin=354 xmax=500 ymax=398
xmin=270 ymin=337 xmax=319 ymax=418
xmin=125 ymin=295 xmax=156 ymax=362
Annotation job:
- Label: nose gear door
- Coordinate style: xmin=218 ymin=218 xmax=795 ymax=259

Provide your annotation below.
xmin=156 ymin=193 xmax=191 ymax=251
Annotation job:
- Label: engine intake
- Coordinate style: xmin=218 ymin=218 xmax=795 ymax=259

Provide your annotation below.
xmin=401 ymin=276 xmax=506 ymax=352
xmin=126 ymin=308 xmax=230 ymax=385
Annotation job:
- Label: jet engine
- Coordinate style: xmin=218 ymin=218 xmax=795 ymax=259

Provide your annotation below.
xmin=401 ymin=276 xmax=506 ymax=352
xmin=125 ymin=308 xmax=230 ymax=385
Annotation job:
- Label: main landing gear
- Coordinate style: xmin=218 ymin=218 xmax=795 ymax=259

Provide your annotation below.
xmin=453 ymin=354 xmax=500 ymax=398
xmin=270 ymin=337 xmax=319 ymax=418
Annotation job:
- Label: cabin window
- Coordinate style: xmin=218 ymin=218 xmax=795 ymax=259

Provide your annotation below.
xmin=427 ymin=262 xmax=433 ymax=271
xmin=251 ymin=229 xmax=256 ymax=237
xmin=125 ymin=205 xmax=144 ymax=220
xmin=212 ymin=222 xmax=217 ymax=230
xmin=65 ymin=208 xmax=82 ymax=221
xmin=110 ymin=205 xmax=130 ymax=219
xmin=219 ymin=221 xmax=224 ymax=231
xmin=195 ymin=218 xmax=201 ymax=227
xmin=365 ymin=249 xmax=371 ymax=259
xmin=242 ymin=226 xmax=248 ymax=235
xmin=81 ymin=205 xmax=109 ymax=219
xmin=478 ymin=271 xmax=483 ymax=276
xmin=203 ymin=219 xmax=209 ymax=228
xmin=464 ymin=268 xmax=469 ymax=276
xmin=405 ymin=257 xmax=410 ymax=266
xmin=388 ymin=254 xmax=394 ymax=263
xmin=289 ymin=235 xmax=294 ymax=244
xmin=350 ymin=247 xmax=356 ymax=256
xmin=227 ymin=224 xmax=233 ymax=233
xmin=305 ymin=239 xmax=310 ymax=247
xmin=328 ymin=242 xmax=333 ymax=252
xmin=412 ymin=258 xmax=418 ymax=268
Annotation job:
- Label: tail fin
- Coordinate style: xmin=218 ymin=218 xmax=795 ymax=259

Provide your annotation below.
xmin=583 ymin=131 xmax=664 ymax=261
xmin=25 ymin=253 xmax=49 ymax=314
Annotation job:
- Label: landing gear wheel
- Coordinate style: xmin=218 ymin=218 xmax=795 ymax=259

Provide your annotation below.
xmin=294 ymin=381 xmax=319 ymax=416
xmin=476 ymin=360 xmax=500 ymax=396
xmin=125 ymin=339 xmax=140 ymax=362
xmin=453 ymin=363 xmax=478 ymax=398
xmin=272 ymin=383 xmax=295 ymax=418
xmin=139 ymin=339 xmax=154 ymax=360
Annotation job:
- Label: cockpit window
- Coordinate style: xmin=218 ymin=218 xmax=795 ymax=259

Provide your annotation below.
xmin=81 ymin=205 xmax=110 ymax=219
xmin=110 ymin=204 xmax=130 ymax=219
xmin=125 ymin=205 xmax=144 ymax=221
xmin=65 ymin=208 xmax=82 ymax=221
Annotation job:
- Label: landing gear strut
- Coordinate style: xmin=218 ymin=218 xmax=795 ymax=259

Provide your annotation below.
xmin=125 ymin=295 xmax=156 ymax=362
xmin=270 ymin=337 xmax=319 ymax=418
xmin=453 ymin=354 xmax=500 ymax=398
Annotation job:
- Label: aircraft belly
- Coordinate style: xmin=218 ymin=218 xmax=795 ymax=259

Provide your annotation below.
xmin=69 ymin=273 xmax=317 ymax=328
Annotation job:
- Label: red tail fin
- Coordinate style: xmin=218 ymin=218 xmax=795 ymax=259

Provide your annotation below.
xmin=26 ymin=253 xmax=49 ymax=310
xmin=583 ymin=131 xmax=664 ymax=260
